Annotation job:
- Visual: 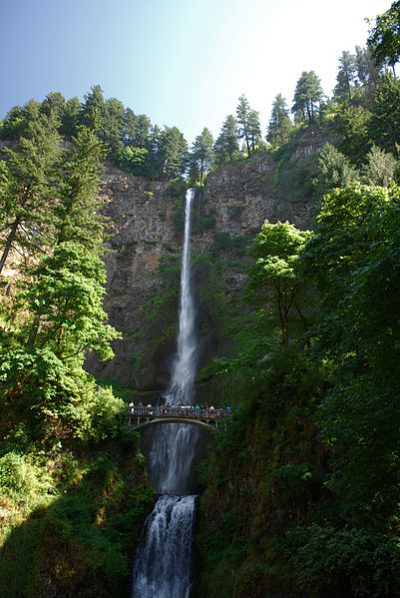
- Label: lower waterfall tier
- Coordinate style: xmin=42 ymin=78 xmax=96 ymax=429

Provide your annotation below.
xmin=131 ymin=494 xmax=196 ymax=598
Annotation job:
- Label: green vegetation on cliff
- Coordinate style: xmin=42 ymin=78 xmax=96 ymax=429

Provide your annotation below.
xmin=1 ymin=4 xmax=400 ymax=597
xmin=194 ymin=183 xmax=400 ymax=598
xmin=0 ymin=112 xmax=154 ymax=596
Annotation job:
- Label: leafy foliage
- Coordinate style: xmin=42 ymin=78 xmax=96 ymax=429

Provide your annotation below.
xmin=0 ymin=90 xmax=154 ymax=597
xmin=246 ymin=220 xmax=312 ymax=344
xmin=368 ymin=1 xmax=400 ymax=71
xmin=316 ymin=142 xmax=359 ymax=193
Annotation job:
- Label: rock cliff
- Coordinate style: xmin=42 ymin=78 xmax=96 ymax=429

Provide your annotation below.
xmin=86 ymin=153 xmax=315 ymax=399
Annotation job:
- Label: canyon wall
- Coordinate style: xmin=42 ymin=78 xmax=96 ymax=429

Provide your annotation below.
xmin=86 ymin=152 xmax=315 ymax=400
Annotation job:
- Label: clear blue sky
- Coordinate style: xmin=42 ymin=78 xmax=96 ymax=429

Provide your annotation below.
xmin=0 ymin=0 xmax=392 ymax=144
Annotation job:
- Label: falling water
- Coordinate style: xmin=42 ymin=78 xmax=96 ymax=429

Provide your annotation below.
xmin=167 ymin=187 xmax=197 ymax=406
xmin=132 ymin=189 xmax=199 ymax=598
xmin=131 ymin=495 xmax=196 ymax=598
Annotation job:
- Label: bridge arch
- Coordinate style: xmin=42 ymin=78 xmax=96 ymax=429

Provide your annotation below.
xmin=133 ymin=417 xmax=217 ymax=433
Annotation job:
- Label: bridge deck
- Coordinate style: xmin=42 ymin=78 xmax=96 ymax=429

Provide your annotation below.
xmin=127 ymin=406 xmax=231 ymax=427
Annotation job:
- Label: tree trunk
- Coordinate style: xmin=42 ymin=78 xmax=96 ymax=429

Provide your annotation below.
xmin=245 ymin=134 xmax=251 ymax=157
xmin=0 ymin=216 xmax=21 ymax=276
xmin=27 ymin=315 xmax=41 ymax=346
xmin=0 ymin=187 xmax=30 ymax=276
xmin=200 ymin=159 xmax=204 ymax=187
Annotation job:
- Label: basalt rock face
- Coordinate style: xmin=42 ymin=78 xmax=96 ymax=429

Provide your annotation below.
xmin=85 ymin=166 xmax=179 ymax=393
xmin=202 ymin=153 xmax=313 ymax=235
xmin=86 ymin=154 xmax=315 ymax=398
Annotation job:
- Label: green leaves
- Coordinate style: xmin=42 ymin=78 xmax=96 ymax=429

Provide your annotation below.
xmin=20 ymin=242 xmax=120 ymax=361
xmin=247 ymin=220 xmax=312 ymax=344
xmin=367 ymin=1 xmax=400 ymax=70
xmin=0 ymin=344 xmax=124 ymax=445
xmin=303 ymin=183 xmax=400 ymax=521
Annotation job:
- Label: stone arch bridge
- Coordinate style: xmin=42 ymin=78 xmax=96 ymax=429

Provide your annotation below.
xmin=128 ymin=406 xmax=231 ymax=433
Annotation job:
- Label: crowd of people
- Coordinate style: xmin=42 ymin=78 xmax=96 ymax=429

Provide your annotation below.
xmin=127 ymin=402 xmax=231 ymax=418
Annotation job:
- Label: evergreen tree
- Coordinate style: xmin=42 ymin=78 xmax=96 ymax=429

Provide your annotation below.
xmin=292 ymin=71 xmax=323 ymax=123
xmin=367 ymin=1 xmax=400 ymax=73
xmin=80 ymin=84 xmax=105 ymax=130
xmin=124 ymin=107 xmax=138 ymax=145
xmin=369 ymin=71 xmax=400 ymax=157
xmin=145 ymin=124 xmax=164 ymax=177
xmin=54 ymin=126 xmax=107 ymax=254
xmin=236 ymin=94 xmax=252 ymax=155
xmin=190 ymin=128 xmax=214 ymax=185
xmin=134 ymin=114 xmax=152 ymax=148
xmin=361 ymin=145 xmax=398 ymax=185
xmin=317 ymin=142 xmax=358 ymax=193
xmin=354 ymin=45 xmax=381 ymax=91
xmin=101 ymin=97 xmax=125 ymax=157
xmin=0 ymin=114 xmax=61 ymax=276
xmin=0 ymin=100 xmax=41 ymax=140
xmin=267 ymin=94 xmax=293 ymax=147
xmin=247 ymin=109 xmax=262 ymax=153
xmin=159 ymin=126 xmax=188 ymax=179
xmin=334 ymin=51 xmax=356 ymax=103
xmin=333 ymin=105 xmax=372 ymax=165
xmin=0 ymin=105 xmax=24 ymax=139
xmin=214 ymin=115 xmax=240 ymax=164
xmin=60 ymin=96 xmax=81 ymax=137
xmin=40 ymin=92 xmax=67 ymax=126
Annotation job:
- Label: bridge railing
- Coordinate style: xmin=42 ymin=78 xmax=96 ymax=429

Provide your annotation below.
xmin=127 ymin=405 xmax=231 ymax=421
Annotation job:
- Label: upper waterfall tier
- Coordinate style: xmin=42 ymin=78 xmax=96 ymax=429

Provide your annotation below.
xmin=167 ymin=188 xmax=197 ymax=406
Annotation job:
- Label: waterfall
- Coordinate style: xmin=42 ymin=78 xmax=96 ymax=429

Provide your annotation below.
xmin=167 ymin=187 xmax=197 ymax=406
xmin=132 ymin=189 xmax=199 ymax=598
xmin=131 ymin=495 xmax=196 ymax=598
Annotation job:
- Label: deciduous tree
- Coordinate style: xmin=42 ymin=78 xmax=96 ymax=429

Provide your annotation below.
xmin=246 ymin=220 xmax=311 ymax=344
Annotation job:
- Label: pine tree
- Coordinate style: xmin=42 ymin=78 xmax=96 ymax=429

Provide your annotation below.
xmin=159 ymin=126 xmax=188 ymax=179
xmin=190 ymin=128 xmax=214 ymax=186
xmin=369 ymin=71 xmax=400 ymax=157
xmin=54 ymin=126 xmax=107 ymax=254
xmin=334 ymin=51 xmax=356 ymax=103
xmin=124 ymin=108 xmax=138 ymax=145
xmin=214 ymin=115 xmax=240 ymax=165
xmin=247 ymin=109 xmax=262 ymax=153
xmin=134 ymin=114 xmax=152 ymax=148
xmin=101 ymin=97 xmax=125 ymax=157
xmin=236 ymin=94 xmax=252 ymax=155
xmin=40 ymin=92 xmax=67 ymax=126
xmin=60 ymin=96 xmax=81 ymax=137
xmin=0 ymin=114 xmax=61 ymax=276
xmin=292 ymin=71 xmax=324 ymax=124
xmin=80 ymin=85 xmax=105 ymax=131
xmin=367 ymin=1 xmax=400 ymax=74
xmin=267 ymin=94 xmax=293 ymax=147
